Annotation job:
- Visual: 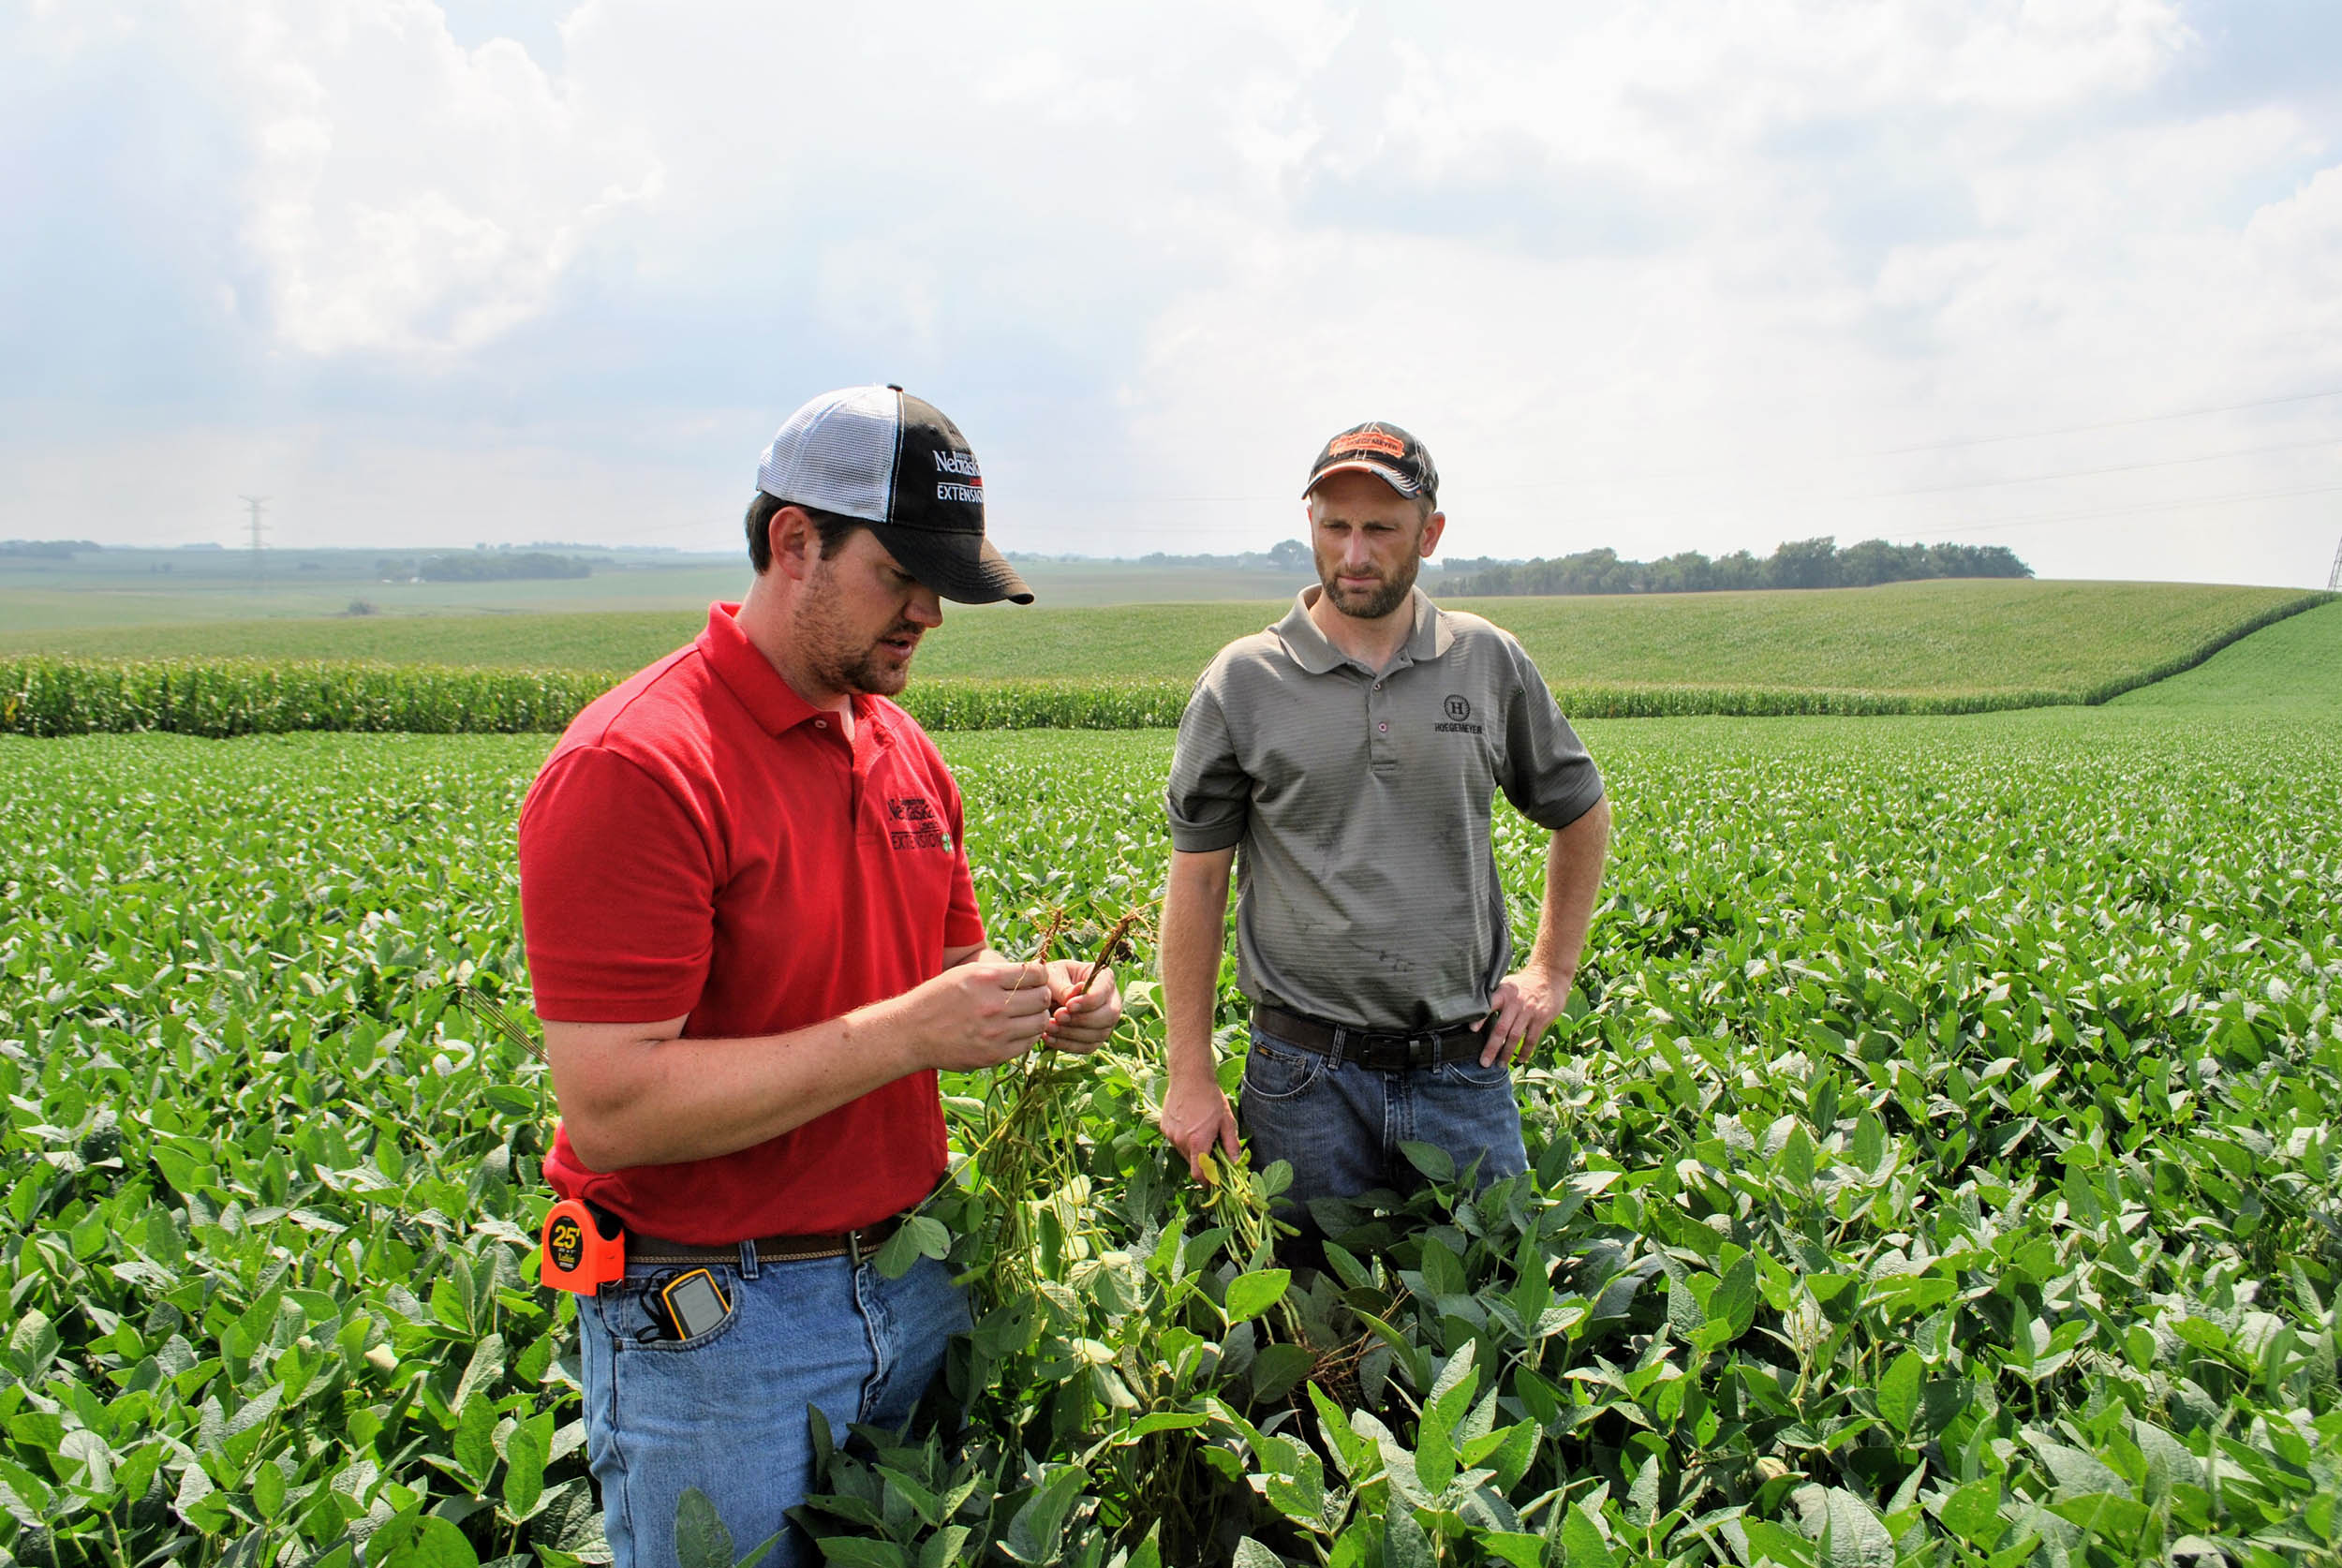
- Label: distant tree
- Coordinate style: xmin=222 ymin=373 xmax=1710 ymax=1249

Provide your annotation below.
xmin=417 ymin=552 xmax=591 ymax=583
xmin=1267 ymin=539 xmax=1311 ymax=570
xmin=1766 ymin=537 xmax=1841 ymax=590
xmin=1838 ymin=538 xmax=1927 ymax=586
xmin=0 ymin=539 xmax=100 ymax=559
xmin=1436 ymin=537 xmax=2030 ymax=596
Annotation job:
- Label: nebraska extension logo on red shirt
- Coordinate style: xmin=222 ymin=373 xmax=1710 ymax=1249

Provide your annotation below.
xmin=887 ymin=794 xmax=952 ymax=851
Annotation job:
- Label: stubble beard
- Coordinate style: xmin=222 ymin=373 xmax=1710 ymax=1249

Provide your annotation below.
xmin=1317 ymin=550 xmax=1421 ymax=621
xmin=793 ymin=571 xmax=920 ymax=699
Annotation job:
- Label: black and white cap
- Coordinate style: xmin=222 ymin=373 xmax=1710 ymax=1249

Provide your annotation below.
xmin=756 ymin=385 xmax=1033 ymax=605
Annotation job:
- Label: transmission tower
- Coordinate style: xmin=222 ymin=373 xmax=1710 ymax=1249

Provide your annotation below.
xmin=2329 ymin=533 xmax=2342 ymax=591
xmin=240 ymin=496 xmax=269 ymax=589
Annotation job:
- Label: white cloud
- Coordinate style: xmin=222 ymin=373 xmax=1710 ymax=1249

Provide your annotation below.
xmin=157 ymin=0 xmax=662 ymax=355
xmin=7 ymin=0 xmax=2341 ymax=585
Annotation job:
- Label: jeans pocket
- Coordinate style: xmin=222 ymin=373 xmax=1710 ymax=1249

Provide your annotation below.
xmin=1241 ymin=1035 xmax=1331 ymax=1102
xmin=602 ymin=1266 xmax=745 ymax=1355
xmin=1434 ymin=1055 xmax=1512 ymax=1091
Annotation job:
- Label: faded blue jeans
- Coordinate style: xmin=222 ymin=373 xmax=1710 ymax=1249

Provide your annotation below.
xmin=577 ymin=1247 xmax=970 ymax=1568
xmin=1236 ymin=1021 xmax=1529 ymax=1235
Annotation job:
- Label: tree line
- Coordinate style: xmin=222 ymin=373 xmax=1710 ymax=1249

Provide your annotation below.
xmin=1442 ymin=537 xmax=2031 ymax=596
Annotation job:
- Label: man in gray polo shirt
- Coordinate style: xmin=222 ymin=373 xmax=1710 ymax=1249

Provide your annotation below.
xmin=1158 ymin=421 xmax=1609 ymax=1233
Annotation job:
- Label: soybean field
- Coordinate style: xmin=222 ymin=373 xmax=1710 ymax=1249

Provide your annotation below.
xmin=2 ymin=667 xmax=2338 ymax=1566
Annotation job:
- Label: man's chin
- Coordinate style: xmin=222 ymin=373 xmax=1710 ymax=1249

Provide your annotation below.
xmin=1324 ymin=580 xmax=1410 ymax=620
xmin=846 ymin=656 xmax=913 ymax=698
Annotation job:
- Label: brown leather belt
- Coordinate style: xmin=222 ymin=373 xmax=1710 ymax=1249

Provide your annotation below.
xmin=1253 ymin=1003 xmax=1489 ymax=1071
xmin=628 ymin=1213 xmax=905 ymax=1267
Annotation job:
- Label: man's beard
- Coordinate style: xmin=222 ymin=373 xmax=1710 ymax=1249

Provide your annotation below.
xmin=793 ymin=577 xmax=921 ymax=697
xmin=1317 ymin=550 xmax=1421 ymax=620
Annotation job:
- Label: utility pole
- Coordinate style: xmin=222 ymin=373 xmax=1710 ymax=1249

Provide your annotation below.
xmin=240 ymin=496 xmax=269 ymax=589
xmin=2328 ymin=533 xmax=2341 ymax=592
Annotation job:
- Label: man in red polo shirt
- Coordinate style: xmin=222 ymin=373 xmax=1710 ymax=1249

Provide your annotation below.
xmin=518 ymin=386 xmax=1122 ymax=1568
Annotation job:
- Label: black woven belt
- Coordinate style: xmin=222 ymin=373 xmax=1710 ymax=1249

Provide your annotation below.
xmin=628 ymin=1213 xmax=905 ymax=1267
xmin=1253 ymin=1004 xmax=1489 ymax=1071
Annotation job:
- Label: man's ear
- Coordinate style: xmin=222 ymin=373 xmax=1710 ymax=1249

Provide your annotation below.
xmin=1418 ymin=510 xmax=1447 ymax=558
xmin=769 ymin=505 xmax=821 ymax=583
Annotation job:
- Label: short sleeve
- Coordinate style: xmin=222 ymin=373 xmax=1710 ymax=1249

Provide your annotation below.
xmin=941 ymin=770 xmax=986 ymax=951
xmin=1164 ymin=680 xmax=1251 ymax=852
xmin=1497 ymin=641 xmax=1605 ymax=830
xmin=518 ymin=746 xmax=717 ymax=1022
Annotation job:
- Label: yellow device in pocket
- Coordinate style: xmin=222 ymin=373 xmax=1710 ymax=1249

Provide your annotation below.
xmin=657 ymin=1268 xmax=732 ymax=1340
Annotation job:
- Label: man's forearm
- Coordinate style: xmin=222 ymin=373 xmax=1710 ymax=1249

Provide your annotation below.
xmin=1525 ymin=797 xmax=1610 ymax=980
xmin=1160 ymin=848 xmax=1236 ymax=1085
xmin=544 ymin=998 xmax=922 ymax=1172
xmin=546 ymin=945 xmax=1043 ymax=1172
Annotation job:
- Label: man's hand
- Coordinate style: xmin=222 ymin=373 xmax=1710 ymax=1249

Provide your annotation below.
xmin=1161 ymin=1070 xmax=1239 ymax=1182
xmin=1476 ymin=964 xmax=1573 ymax=1068
xmin=901 ymin=960 xmax=1056 ymax=1072
xmin=1042 ymin=960 xmax=1124 ymax=1053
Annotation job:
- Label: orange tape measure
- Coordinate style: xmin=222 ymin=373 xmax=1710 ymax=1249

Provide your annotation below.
xmin=541 ymin=1198 xmax=625 ymax=1294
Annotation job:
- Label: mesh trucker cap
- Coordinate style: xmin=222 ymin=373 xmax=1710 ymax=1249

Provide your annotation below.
xmin=756 ymin=385 xmax=1033 ymax=605
xmin=1303 ymin=420 xmax=1439 ymax=505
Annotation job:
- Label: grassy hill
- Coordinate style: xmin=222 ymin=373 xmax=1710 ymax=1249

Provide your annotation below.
xmin=2109 ymin=597 xmax=2342 ymax=715
xmin=3 ymin=580 xmax=2320 ymax=708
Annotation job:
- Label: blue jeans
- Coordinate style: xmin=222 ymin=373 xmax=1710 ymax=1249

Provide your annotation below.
xmin=1236 ymin=1022 xmax=1528 ymax=1234
xmin=577 ymin=1247 xmax=971 ymax=1568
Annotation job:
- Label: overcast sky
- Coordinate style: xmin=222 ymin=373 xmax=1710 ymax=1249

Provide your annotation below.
xmin=7 ymin=0 xmax=2341 ymax=585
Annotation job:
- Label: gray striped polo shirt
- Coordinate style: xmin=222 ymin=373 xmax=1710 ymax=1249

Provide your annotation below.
xmin=1165 ymin=586 xmax=1605 ymax=1032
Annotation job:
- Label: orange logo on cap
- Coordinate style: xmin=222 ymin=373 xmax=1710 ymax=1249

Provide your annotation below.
xmin=1330 ymin=431 xmax=1407 ymax=460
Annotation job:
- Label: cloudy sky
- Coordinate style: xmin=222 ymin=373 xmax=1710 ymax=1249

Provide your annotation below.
xmin=7 ymin=0 xmax=2341 ymax=585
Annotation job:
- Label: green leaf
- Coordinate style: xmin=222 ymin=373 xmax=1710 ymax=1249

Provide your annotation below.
xmin=1417 ymin=1237 xmax=1467 ymax=1299
xmin=873 ymin=1220 xmax=925 ymax=1280
xmin=1384 ymin=1503 xmax=1436 ymax=1568
xmin=1876 ymin=1350 xmax=1921 ymax=1436
xmin=1000 ymin=1466 xmax=1086 ymax=1564
xmin=1932 ymin=1477 xmax=2006 ymax=1548
xmin=814 ymin=1542 xmax=907 ymax=1568
xmin=1711 ymin=1252 xmax=1758 ymax=1340
xmin=453 ymin=1393 xmax=497 ymax=1487
xmin=1249 ymin=1342 xmax=1315 ymax=1405
xmin=1480 ymin=1533 xmax=1545 ymax=1568
xmin=1416 ymin=1401 xmax=1455 ymax=1497
xmin=1560 ymin=1501 xmax=1617 ymax=1568
xmin=1397 ymin=1142 xmax=1455 ymax=1186
xmin=452 ymin=1331 xmax=506 ymax=1413
xmin=674 ymin=1487 xmax=734 ymax=1568
xmin=378 ymin=1515 xmax=482 ymax=1568
xmin=1813 ymin=1487 xmax=1893 ymax=1568
xmin=502 ymin=1417 xmax=548 ymax=1518
xmin=2049 ymin=1493 xmax=2153 ymax=1544
xmin=1224 ymin=1268 xmax=1292 ymax=1325
xmin=1262 ymin=1452 xmax=1326 ymax=1523
xmin=1232 ymin=1538 xmax=1284 ymax=1567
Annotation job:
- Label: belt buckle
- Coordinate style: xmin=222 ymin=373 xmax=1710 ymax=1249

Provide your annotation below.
xmin=1406 ymin=1032 xmax=1440 ymax=1071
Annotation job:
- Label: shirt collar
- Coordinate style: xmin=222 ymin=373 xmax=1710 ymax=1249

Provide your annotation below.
xmin=1272 ymin=584 xmax=1453 ymax=675
xmin=695 ymin=601 xmax=887 ymax=740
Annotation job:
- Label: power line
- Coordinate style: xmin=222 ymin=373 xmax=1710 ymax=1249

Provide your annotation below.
xmin=1871 ymin=384 xmax=2342 ymax=455
xmin=1869 ymin=480 xmax=2342 ymax=539
xmin=1839 ymin=434 xmax=2341 ymax=505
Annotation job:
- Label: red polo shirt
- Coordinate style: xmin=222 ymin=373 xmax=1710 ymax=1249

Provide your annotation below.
xmin=519 ymin=602 xmax=986 ymax=1241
